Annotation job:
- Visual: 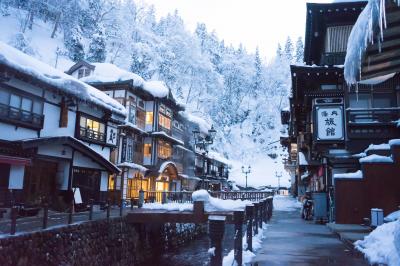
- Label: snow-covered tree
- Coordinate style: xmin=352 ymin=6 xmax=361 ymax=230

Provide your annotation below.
xmin=87 ymin=26 xmax=107 ymax=62
xmin=64 ymin=26 xmax=85 ymax=62
xmin=295 ymin=37 xmax=304 ymax=64
xmin=284 ymin=36 xmax=294 ymax=62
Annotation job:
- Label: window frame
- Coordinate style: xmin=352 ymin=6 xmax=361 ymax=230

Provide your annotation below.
xmin=77 ymin=113 xmax=107 ymax=144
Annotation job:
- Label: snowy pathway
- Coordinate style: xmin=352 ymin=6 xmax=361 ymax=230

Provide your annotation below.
xmin=252 ymin=195 xmax=368 ymax=266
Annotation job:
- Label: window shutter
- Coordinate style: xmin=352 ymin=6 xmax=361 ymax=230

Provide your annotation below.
xmin=59 ymin=98 xmax=68 ymax=128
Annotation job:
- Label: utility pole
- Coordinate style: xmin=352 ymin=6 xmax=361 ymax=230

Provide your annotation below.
xmin=275 ymin=171 xmax=282 ymax=192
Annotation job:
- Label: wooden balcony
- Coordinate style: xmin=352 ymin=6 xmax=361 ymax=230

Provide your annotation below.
xmin=79 ymin=127 xmax=106 ymax=143
xmin=346 ymin=107 xmax=400 ymax=139
xmin=0 ymin=103 xmax=44 ymax=130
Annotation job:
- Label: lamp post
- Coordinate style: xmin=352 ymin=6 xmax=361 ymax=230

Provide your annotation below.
xmin=241 ymin=166 xmax=251 ymax=189
xmin=275 ymin=171 xmax=282 ymax=192
xmin=192 ymin=125 xmax=217 ymax=189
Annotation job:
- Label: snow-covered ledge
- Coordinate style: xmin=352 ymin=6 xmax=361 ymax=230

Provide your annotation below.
xmin=334 ymin=170 xmax=363 ymax=179
xmin=359 ymin=154 xmax=393 ymax=164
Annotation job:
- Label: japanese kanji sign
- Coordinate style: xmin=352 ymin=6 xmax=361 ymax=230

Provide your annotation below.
xmin=316 ymin=106 xmax=344 ymax=141
xmin=106 ymin=126 xmax=118 ymax=146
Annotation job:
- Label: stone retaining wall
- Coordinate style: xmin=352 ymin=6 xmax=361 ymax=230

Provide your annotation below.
xmin=0 ymin=217 xmax=207 ymax=266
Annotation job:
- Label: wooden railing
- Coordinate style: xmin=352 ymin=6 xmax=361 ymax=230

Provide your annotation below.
xmin=0 ymin=103 xmax=44 ymax=130
xmin=347 ymin=107 xmax=400 ymax=124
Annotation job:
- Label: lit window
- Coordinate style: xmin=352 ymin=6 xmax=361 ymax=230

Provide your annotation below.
xmin=144 ymin=143 xmax=152 ymax=157
xmin=145 ymin=112 xmax=153 ymax=125
xmin=159 ymin=113 xmax=171 ymax=130
xmin=79 ymin=115 xmax=106 ymax=142
xmin=157 ymin=140 xmax=172 ymax=159
xmin=108 ymin=175 xmax=115 ymax=190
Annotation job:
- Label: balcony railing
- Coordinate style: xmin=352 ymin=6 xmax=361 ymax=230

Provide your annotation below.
xmin=79 ymin=127 xmax=106 ymax=143
xmin=320 ymin=52 xmax=346 ymax=66
xmin=0 ymin=103 xmax=44 ymax=130
xmin=172 ymin=128 xmax=184 ymax=141
xmin=346 ymin=107 xmax=400 ymax=125
xmin=136 ymin=117 xmax=145 ymax=131
xmin=158 ymin=125 xmax=171 ymax=135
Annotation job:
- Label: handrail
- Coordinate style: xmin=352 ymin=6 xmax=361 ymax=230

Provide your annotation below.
xmin=0 ymin=103 xmax=44 ymax=129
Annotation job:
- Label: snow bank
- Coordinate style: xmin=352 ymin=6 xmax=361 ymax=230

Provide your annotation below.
xmin=0 ymin=42 xmax=126 ymax=116
xmin=344 ymin=0 xmax=400 ymax=84
xmin=192 ymin=190 xmax=252 ymax=212
xmin=385 ymin=210 xmax=400 ymax=223
xmin=334 ymin=170 xmax=363 ymax=179
xmin=273 ymin=195 xmax=302 ymax=211
xmin=359 ymin=154 xmax=393 ymax=163
xmin=355 ymin=220 xmax=400 ymax=266
xmin=142 ymin=202 xmax=193 ymax=212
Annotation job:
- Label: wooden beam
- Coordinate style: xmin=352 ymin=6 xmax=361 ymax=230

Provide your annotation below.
xmin=367 ymin=38 xmax=400 ymax=53
xmin=363 ymin=47 xmax=400 ymax=66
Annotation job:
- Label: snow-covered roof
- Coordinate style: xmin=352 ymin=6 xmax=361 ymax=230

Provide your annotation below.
xmin=180 ymin=111 xmax=211 ymax=134
xmin=334 ymin=170 xmax=363 ymax=179
xmin=119 ymin=122 xmax=147 ymax=134
xmin=80 ymin=63 xmax=171 ymax=98
xmin=151 ymin=131 xmax=184 ymax=145
xmin=365 ymin=143 xmax=390 ymax=152
xmin=344 ymin=0 xmax=400 ymax=84
xmin=207 ymin=150 xmax=231 ymax=166
xmin=359 ymin=154 xmax=393 ymax=164
xmin=389 ymin=139 xmax=400 ymax=146
xmin=0 ymin=42 xmax=126 ymax=117
xmin=117 ymin=162 xmax=148 ymax=172
xmin=81 ymin=63 xmax=145 ymax=87
xmin=358 ymin=72 xmax=397 ymax=85
xmin=159 ymin=161 xmax=177 ymax=173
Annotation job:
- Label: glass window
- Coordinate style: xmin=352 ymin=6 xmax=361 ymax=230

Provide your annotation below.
xmin=373 ymin=93 xmax=392 ymax=108
xmin=144 ymin=143 xmax=152 ymax=157
xmin=146 ymin=112 xmax=153 ymax=125
xmin=10 ymin=94 xmax=21 ymax=108
xmin=321 ymin=84 xmax=337 ymax=90
xmin=32 ymin=101 xmax=43 ymax=114
xmin=137 ymin=99 xmax=145 ymax=109
xmin=79 ymin=115 xmax=106 ymax=142
xmin=349 ymin=94 xmax=371 ymax=109
xmin=78 ymin=69 xmax=84 ymax=79
xmin=159 ymin=113 xmax=171 ymax=130
xmin=0 ymin=90 xmax=9 ymax=104
xmin=157 ymin=140 xmax=172 ymax=159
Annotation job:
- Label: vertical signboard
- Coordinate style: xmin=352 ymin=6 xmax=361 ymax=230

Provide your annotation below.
xmin=314 ymin=98 xmax=344 ymax=142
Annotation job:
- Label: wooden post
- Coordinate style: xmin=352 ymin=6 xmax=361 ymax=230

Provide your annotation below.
xmin=162 ymin=191 xmax=167 ymax=204
xmin=209 ymin=215 xmax=226 ymax=266
xmin=42 ymin=203 xmax=48 ymax=229
xmin=258 ymin=202 xmax=263 ymax=229
xmin=68 ymin=199 xmax=73 ymax=224
xmin=254 ymin=203 xmax=259 ymax=235
xmin=89 ymin=199 xmax=94 ymax=221
xmin=106 ymin=199 xmax=111 ymax=221
xmin=234 ymin=211 xmax=244 ymax=266
xmin=138 ymin=190 xmax=144 ymax=208
xmin=10 ymin=206 xmax=17 ymax=235
xmin=245 ymin=204 xmax=254 ymax=252
xmin=131 ymin=198 xmax=134 ymax=210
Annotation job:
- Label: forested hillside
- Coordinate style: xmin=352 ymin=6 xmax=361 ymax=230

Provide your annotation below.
xmin=0 ymin=0 xmax=304 ymax=186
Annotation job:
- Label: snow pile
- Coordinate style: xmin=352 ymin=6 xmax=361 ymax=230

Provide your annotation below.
xmin=344 ymin=0 xmax=400 ymax=84
xmin=0 ymin=41 xmax=126 ymax=116
xmin=192 ymin=190 xmax=252 ymax=212
xmin=365 ymin=143 xmax=390 ymax=152
xmin=334 ymin=170 xmax=363 ymax=179
xmin=385 ymin=210 xmax=400 ymax=223
xmin=389 ymin=139 xmax=400 ymax=146
xmin=81 ymin=63 xmax=145 ymax=87
xmin=355 ymin=220 xmax=400 ymax=266
xmin=359 ymin=154 xmax=393 ymax=163
xmin=273 ymin=195 xmax=302 ymax=211
xmin=142 ymin=202 xmax=193 ymax=212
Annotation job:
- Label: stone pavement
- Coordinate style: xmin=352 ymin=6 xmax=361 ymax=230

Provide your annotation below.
xmin=252 ymin=200 xmax=369 ymax=266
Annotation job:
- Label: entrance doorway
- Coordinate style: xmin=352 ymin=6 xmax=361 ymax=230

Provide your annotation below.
xmin=72 ymin=167 xmax=101 ymax=203
xmin=23 ymin=160 xmax=58 ymax=205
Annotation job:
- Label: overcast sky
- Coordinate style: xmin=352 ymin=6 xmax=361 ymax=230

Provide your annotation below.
xmin=142 ymin=0 xmax=333 ymax=59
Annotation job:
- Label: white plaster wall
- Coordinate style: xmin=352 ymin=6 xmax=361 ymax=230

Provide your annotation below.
xmin=8 ymin=165 xmax=24 ymax=189
xmin=0 ymin=122 xmax=37 ymax=140
xmin=37 ymin=144 xmax=73 ymax=159
xmin=73 ymin=151 xmax=105 ymax=170
xmin=100 ymin=171 xmax=108 ymax=192
xmin=84 ymin=143 xmax=111 ymax=160
xmin=41 ymin=103 xmax=76 ymax=137
xmin=114 ymin=90 xmax=125 ymax=98
xmin=56 ymin=161 xmax=70 ymax=190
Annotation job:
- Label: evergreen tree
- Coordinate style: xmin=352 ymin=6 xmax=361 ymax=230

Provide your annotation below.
xmin=276 ymin=43 xmax=283 ymax=58
xmin=295 ymin=37 xmax=304 ymax=64
xmin=252 ymin=47 xmax=263 ymax=96
xmin=283 ymin=36 xmax=294 ymax=62
xmin=64 ymin=26 xmax=85 ymax=62
xmin=87 ymin=26 xmax=106 ymax=62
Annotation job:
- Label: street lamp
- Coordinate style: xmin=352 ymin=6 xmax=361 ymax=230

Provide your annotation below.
xmin=275 ymin=171 xmax=282 ymax=191
xmin=192 ymin=125 xmax=217 ymax=189
xmin=241 ymin=165 xmax=251 ymax=189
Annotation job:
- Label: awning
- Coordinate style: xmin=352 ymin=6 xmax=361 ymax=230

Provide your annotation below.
xmin=17 ymin=136 xmax=120 ymax=173
xmin=0 ymin=155 xmax=31 ymax=165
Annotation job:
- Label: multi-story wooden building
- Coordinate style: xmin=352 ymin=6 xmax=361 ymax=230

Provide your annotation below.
xmin=0 ymin=43 xmax=125 ymax=209
xmin=66 ymin=61 xmax=230 ymax=202
xmin=282 ymin=0 xmax=400 ymax=223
